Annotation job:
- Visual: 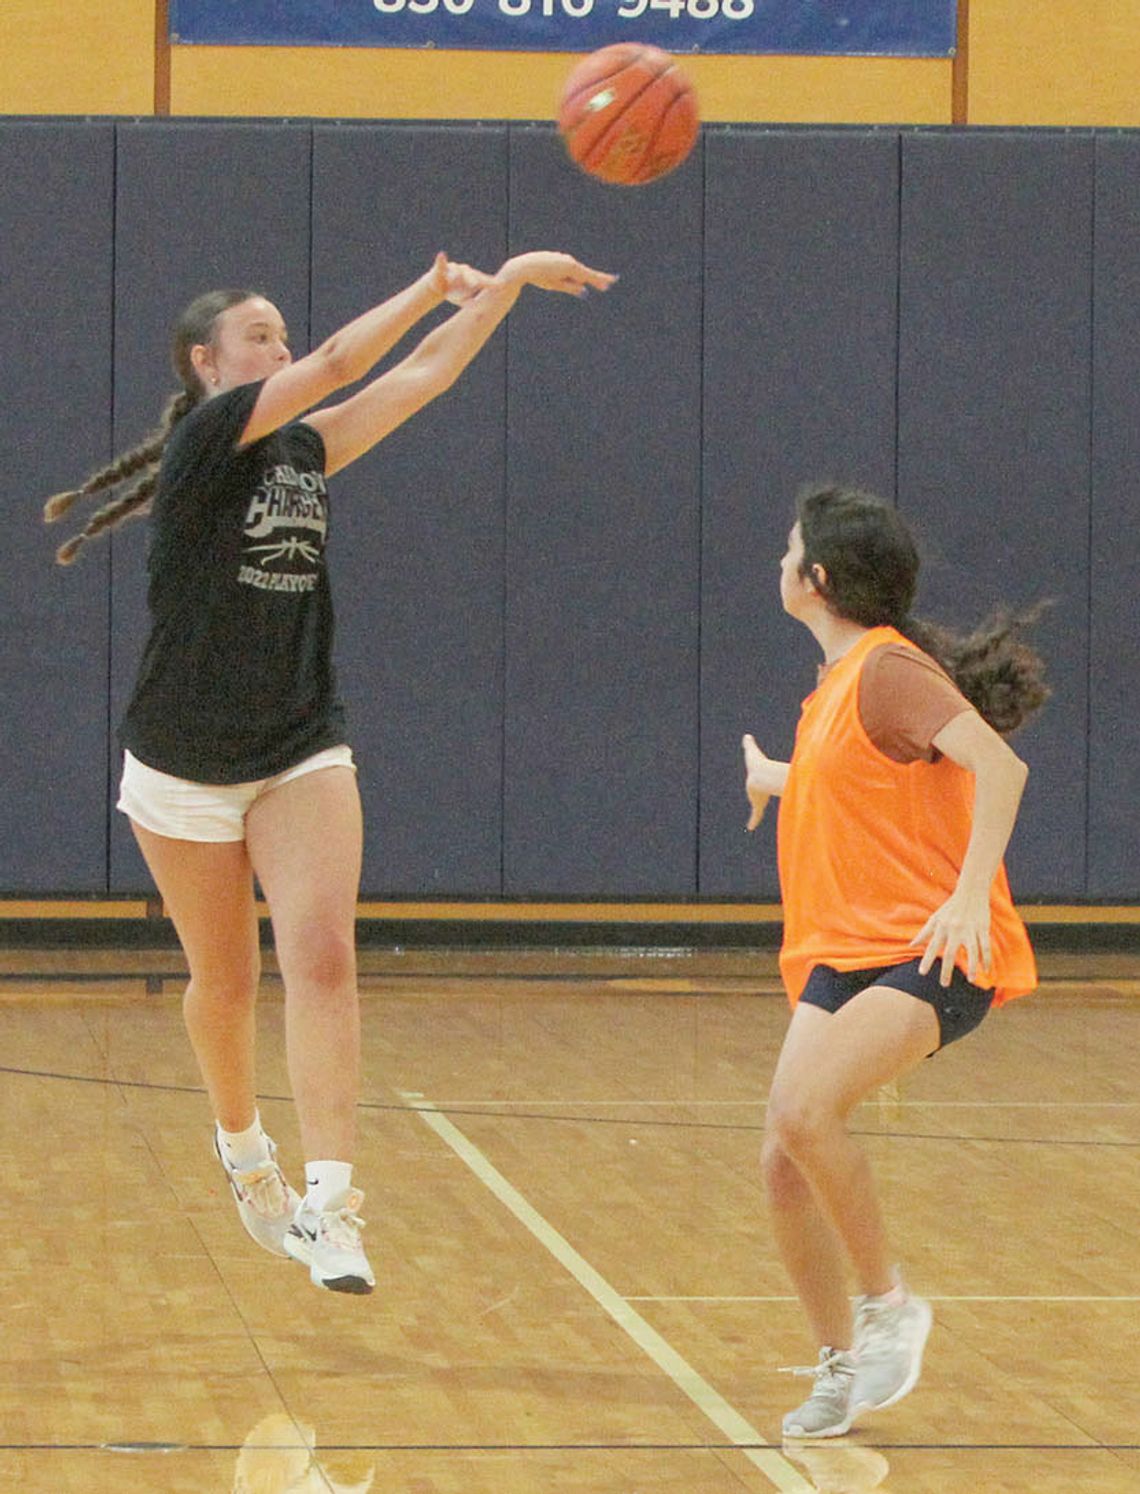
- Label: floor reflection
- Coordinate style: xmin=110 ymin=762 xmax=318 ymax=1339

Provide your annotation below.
xmin=232 ymin=1414 xmax=374 ymax=1494
xmin=782 ymin=1440 xmax=891 ymax=1492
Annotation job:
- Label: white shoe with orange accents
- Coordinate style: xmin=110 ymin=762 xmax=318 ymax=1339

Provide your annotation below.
xmin=284 ymin=1188 xmax=375 ymax=1295
xmin=214 ymin=1133 xmax=301 ymax=1259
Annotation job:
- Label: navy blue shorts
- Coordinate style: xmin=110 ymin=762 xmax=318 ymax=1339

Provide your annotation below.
xmin=798 ymin=958 xmax=993 ymax=1050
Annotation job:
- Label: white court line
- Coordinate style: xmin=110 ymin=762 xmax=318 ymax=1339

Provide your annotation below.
xmin=400 ymin=1090 xmax=812 ymax=1494
xmin=419 ymin=1097 xmax=1140 ymax=1109
xmin=625 ymin=1295 xmax=1140 ymax=1304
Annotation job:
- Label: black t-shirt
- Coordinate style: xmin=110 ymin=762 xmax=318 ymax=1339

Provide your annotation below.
xmin=120 ymin=381 xmax=347 ymax=783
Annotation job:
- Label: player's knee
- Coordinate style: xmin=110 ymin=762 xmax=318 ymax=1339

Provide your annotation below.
xmin=765 ymin=1093 xmax=832 ymax=1165
xmin=761 ymin=1132 xmax=806 ymax=1203
xmin=186 ymin=954 xmax=261 ymax=1007
xmin=281 ymin=922 xmax=355 ymax=993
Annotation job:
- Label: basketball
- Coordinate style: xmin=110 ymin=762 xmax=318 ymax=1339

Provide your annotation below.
xmin=557 ymin=44 xmax=699 ymax=187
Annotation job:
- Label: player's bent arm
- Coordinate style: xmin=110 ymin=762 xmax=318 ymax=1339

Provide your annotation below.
xmin=238 ymin=264 xmax=448 ymax=448
xmin=931 ymin=708 xmax=1029 ymax=902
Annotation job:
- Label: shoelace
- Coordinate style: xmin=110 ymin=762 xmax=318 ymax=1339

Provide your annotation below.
xmin=236 ymin=1162 xmax=290 ymax=1217
xmin=779 ymin=1349 xmax=855 ymax=1382
xmin=320 ymin=1201 xmax=367 ymax=1253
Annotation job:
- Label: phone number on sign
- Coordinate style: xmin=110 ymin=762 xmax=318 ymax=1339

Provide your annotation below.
xmin=373 ymin=0 xmax=753 ymax=17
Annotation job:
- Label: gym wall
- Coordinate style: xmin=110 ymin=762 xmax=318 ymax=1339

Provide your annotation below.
xmin=0 ymin=120 xmax=1134 ymax=900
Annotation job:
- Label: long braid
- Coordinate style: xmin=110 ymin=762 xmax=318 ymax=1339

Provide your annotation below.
xmin=52 ymin=469 xmax=165 ymax=566
xmin=44 ymin=287 xmax=258 ymax=565
xmin=43 ymin=439 xmax=161 ymax=526
xmin=46 ymin=389 xmax=197 ymax=564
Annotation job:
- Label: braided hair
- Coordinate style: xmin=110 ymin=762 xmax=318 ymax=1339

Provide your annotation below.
xmin=44 ymin=288 xmax=257 ymax=564
xmin=795 ymin=483 xmax=1051 ymax=735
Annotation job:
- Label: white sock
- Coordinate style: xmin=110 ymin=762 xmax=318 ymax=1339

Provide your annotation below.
xmin=217 ymin=1112 xmax=271 ymax=1172
xmin=304 ymin=1160 xmax=354 ymax=1212
xmin=864 ymin=1270 xmax=907 ymax=1307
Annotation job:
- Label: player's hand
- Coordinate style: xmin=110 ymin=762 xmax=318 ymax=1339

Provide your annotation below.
xmin=912 ymin=889 xmax=992 ymax=986
xmin=426 ymin=252 xmax=494 ymax=306
xmin=741 ymin=733 xmax=773 ymax=832
xmin=442 ymin=259 xmax=494 ymax=306
xmin=499 ymin=252 xmax=617 ymax=297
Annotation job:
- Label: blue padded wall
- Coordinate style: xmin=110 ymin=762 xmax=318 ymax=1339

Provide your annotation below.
xmin=700 ymin=129 xmax=901 ymax=898
xmin=1089 ymin=134 xmax=1140 ymax=897
xmin=311 ymin=124 xmax=509 ymax=896
xmin=3 ymin=119 xmax=1137 ymax=902
xmin=897 ymin=131 xmax=1093 ymax=899
xmin=108 ymin=121 xmax=313 ymax=891
xmin=502 ymin=126 xmax=704 ymax=895
xmin=0 ymin=123 xmax=115 ymax=892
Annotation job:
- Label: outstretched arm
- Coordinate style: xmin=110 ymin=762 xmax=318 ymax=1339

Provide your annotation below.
xmin=305 ymin=252 xmax=616 ymax=477
xmin=238 ymin=253 xmax=491 ymax=448
xmin=912 ymin=709 xmax=1029 ymax=984
xmin=741 ymin=733 xmax=790 ymax=830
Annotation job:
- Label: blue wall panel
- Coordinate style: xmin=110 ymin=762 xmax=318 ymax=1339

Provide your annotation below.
xmin=1089 ymin=135 xmax=1140 ymax=897
xmin=502 ymin=127 xmax=704 ymax=896
xmin=0 ymin=123 xmax=115 ymax=892
xmin=2 ymin=120 xmax=1136 ymax=903
xmin=700 ymin=129 xmax=901 ymax=898
xmin=898 ymin=131 xmax=1093 ymax=899
xmin=311 ymin=124 xmax=509 ymax=895
xmin=108 ymin=121 xmax=313 ymax=891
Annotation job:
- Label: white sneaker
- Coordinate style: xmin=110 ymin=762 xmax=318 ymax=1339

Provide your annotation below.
xmin=851 ymin=1285 xmax=933 ymax=1413
xmin=214 ymin=1132 xmax=301 ymax=1259
xmin=780 ymin=1347 xmax=859 ymax=1438
xmin=284 ymin=1187 xmax=375 ymax=1295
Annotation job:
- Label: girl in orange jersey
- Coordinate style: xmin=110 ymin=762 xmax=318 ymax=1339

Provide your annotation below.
xmin=741 ymin=484 xmax=1048 ymax=1439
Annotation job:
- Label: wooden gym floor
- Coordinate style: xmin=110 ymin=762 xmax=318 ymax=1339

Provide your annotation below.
xmin=0 ymin=933 xmax=1137 ymax=1493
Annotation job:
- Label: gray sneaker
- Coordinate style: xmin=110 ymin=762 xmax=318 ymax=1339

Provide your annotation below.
xmin=214 ymin=1132 xmax=301 ymax=1259
xmin=781 ymin=1347 xmax=859 ymax=1438
xmin=851 ymin=1287 xmax=933 ymax=1412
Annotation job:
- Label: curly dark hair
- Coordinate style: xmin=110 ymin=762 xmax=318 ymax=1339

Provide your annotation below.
xmin=795 ymin=483 xmax=1050 ymax=734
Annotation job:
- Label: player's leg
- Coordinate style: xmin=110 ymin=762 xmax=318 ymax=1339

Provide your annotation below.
xmin=764 ymin=1004 xmax=861 ymax=1436
xmin=245 ymin=764 xmax=362 ymax=1160
xmin=130 ymin=827 xmax=260 ymax=1125
xmin=763 ymin=1008 xmax=861 ymax=1350
xmin=244 ymin=764 xmax=373 ymax=1293
xmin=129 ymin=823 xmax=300 ymax=1256
xmin=766 ymin=989 xmax=937 ymax=1435
xmin=768 ymin=990 xmax=936 ymax=1287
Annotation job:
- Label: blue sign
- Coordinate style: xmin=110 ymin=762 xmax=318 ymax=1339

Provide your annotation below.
xmin=170 ymin=1 xmax=958 ymax=57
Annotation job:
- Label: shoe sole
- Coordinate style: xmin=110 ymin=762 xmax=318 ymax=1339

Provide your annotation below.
xmin=781 ymin=1414 xmax=855 ymax=1440
xmin=854 ymin=1298 xmax=934 ymax=1414
xmin=322 ymin=1274 xmax=375 ymax=1295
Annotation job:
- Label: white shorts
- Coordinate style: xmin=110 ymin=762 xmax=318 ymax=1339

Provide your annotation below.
xmin=117 ymin=746 xmax=356 ymax=843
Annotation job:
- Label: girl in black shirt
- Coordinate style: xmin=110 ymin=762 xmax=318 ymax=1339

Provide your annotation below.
xmin=46 ymin=250 xmax=615 ymax=1294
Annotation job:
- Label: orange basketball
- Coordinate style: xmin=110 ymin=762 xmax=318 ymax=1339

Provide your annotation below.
xmin=557 ymin=44 xmax=699 ymax=187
